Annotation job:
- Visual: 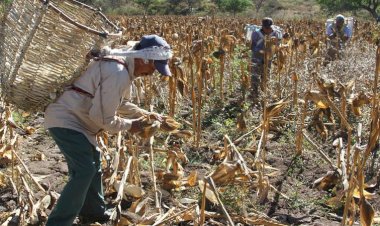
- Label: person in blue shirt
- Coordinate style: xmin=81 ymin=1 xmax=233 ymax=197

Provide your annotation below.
xmin=326 ymin=14 xmax=350 ymax=60
xmin=327 ymin=14 xmax=350 ymax=43
xmin=250 ymin=17 xmax=281 ymax=103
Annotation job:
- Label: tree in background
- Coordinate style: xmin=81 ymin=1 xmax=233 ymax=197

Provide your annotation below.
xmin=217 ymin=0 xmax=252 ymax=16
xmin=135 ymin=0 xmax=158 ymax=14
xmin=185 ymin=0 xmax=203 ymax=13
xmin=199 ymin=0 xmax=218 ymax=15
xmin=164 ymin=0 xmax=202 ymax=14
xmin=317 ymin=0 xmax=380 ymax=18
xmin=1 ymin=0 xmax=13 ymax=13
xmin=253 ymin=0 xmax=266 ymax=13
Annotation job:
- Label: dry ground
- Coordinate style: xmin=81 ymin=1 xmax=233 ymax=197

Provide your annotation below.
xmin=1 ymin=16 xmax=380 ymax=226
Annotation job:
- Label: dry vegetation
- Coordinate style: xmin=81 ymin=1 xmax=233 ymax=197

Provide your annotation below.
xmin=1 ymin=16 xmax=380 ymax=226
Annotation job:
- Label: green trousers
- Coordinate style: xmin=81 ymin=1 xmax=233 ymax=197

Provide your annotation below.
xmin=46 ymin=128 xmax=106 ymax=226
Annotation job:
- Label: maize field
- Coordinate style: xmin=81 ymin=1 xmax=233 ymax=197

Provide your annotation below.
xmin=1 ymin=15 xmax=380 ymax=225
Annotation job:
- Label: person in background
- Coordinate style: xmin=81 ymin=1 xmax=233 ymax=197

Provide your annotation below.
xmin=250 ymin=17 xmax=282 ymax=103
xmin=44 ymin=34 xmax=172 ymax=226
xmin=327 ymin=14 xmax=350 ymax=43
xmin=326 ymin=14 xmax=350 ymax=61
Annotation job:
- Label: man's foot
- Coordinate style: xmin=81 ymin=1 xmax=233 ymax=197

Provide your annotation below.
xmin=79 ymin=211 xmax=111 ymax=224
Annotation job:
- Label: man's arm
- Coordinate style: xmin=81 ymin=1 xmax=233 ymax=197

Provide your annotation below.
xmin=117 ymin=102 xmax=149 ymax=119
xmin=251 ymin=31 xmax=257 ymax=51
xmin=88 ymin=62 xmax=135 ymax=133
xmin=251 ymin=31 xmax=265 ymax=61
xmin=272 ymin=29 xmax=282 ymax=45
xmin=341 ymin=26 xmax=350 ymax=42
xmin=327 ymin=24 xmax=336 ymax=39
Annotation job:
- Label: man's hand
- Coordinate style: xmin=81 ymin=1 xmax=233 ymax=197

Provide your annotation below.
xmin=329 ymin=33 xmax=336 ymax=39
xmin=128 ymin=115 xmax=162 ymax=138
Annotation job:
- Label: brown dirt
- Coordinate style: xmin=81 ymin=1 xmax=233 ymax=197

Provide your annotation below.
xmin=1 ymin=111 xmax=379 ymax=225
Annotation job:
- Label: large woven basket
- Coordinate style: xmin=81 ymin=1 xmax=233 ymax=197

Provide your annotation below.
xmin=0 ymin=0 xmax=121 ymax=111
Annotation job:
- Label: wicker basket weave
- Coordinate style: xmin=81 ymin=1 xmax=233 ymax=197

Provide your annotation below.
xmin=0 ymin=0 xmax=121 ymax=111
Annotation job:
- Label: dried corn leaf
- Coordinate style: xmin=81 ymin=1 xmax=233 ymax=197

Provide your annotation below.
xmin=236 ymin=113 xmax=247 ymax=131
xmin=129 ymin=197 xmax=150 ymax=215
xmin=98 ymin=132 xmax=109 ymax=147
xmin=353 ymin=187 xmax=376 ymax=200
xmin=33 ymin=152 xmax=45 ymax=161
xmin=291 ymin=72 xmax=298 ymax=81
xmin=312 ymin=170 xmax=340 ymax=191
xmin=235 ymin=174 xmax=250 ymax=183
xmin=178 ymin=210 xmax=195 ymax=222
xmin=179 ymin=198 xmax=198 ymax=204
xmin=374 ymin=213 xmax=380 ymax=223
xmin=212 ymin=147 xmax=228 ymax=162
xmin=353 ymin=92 xmax=371 ymax=107
xmin=351 ymin=92 xmax=371 ymax=116
xmin=24 ymin=126 xmax=35 ymax=135
xmin=137 ymin=119 xmax=161 ymax=138
xmin=21 ymin=112 xmax=30 ymax=117
xmin=114 ymin=181 xmax=145 ymax=200
xmin=326 ymin=194 xmax=344 ymax=209
xmin=0 ymin=171 xmax=8 ymax=189
xmin=184 ymin=171 xmax=198 ymax=187
xmin=305 ymin=91 xmax=329 ymax=109
xmin=348 ymin=198 xmax=356 ymax=226
xmin=343 ymin=79 xmax=355 ymax=92
xmin=0 ymin=149 xmax=12 ymax=166
xmin=0 ymin=144 xmax=11 ymax=155
xmin=360 ymin=198 xmax=375 ymax=226
xmin=350 ymin=106 xmax=363 ymax=118
xmin=165 ymin=153 xmax=176 ymax=173
xmin=257 ymin=177 xmax=270 ymax=204
xmin=161 ymin=117 xmax=181 ymax=132
xmin=266 ymin=99 xmax=289 ymax=118
xmin=138 ymin=213 xmax=160 ymax=225
xmin=32 ymin=194 xmax=52 ymax=211
xmin=245 ymin=217 xmax=288 ymax=226
xmin=155 ymin=169 xmax=165 ymax=181
xmin=266 ymin=171 xmax=282 ymax=177
xmin=318 ymin=78 xmax=337 ymax=97
xmin=173 ymin=161 xmax=185 ymax=178
xmin=313 ymin=117 xmax=328 ymax=140
xmin=171 ymin=130 xmax=193 ymax=139
xmin=210 ymin=162 xmax=243 ymax=186
xmin=162 ymin=173 xmax=182 ymax=190
xmin=117 ymin=216 xmax=133 ymax=226
xmin=312 ymin=47 xmax=320 ymax=56
xmin=124 ymin=185 xmax=145 ymax=199
xmin=177 ymin=78 xmax=187 ymax=97
xmin=176 ymin=149 xmax=189 ymax=164
xmin=364 ymin=181 xmax=378 ymax=190
xmin=198 ymin=180 xmax=218 ymax=204
xmin=321 ymin=108 xmax=334 ymax=123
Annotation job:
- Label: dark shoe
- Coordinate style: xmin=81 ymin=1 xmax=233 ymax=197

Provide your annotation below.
xmin=79 ymin=212 xmax=111 ymax=224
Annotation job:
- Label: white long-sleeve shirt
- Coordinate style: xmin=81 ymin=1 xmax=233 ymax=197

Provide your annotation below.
xmin=44 ymin=57 xmax=148 ymax=146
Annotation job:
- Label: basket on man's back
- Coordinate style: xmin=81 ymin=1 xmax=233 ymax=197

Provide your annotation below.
xmin=0 ymin=0 xmax=120 ymax=112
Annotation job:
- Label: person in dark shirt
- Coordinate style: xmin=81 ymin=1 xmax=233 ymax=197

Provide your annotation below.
xmin=250 ymin=17 xmax=281 ymax=103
